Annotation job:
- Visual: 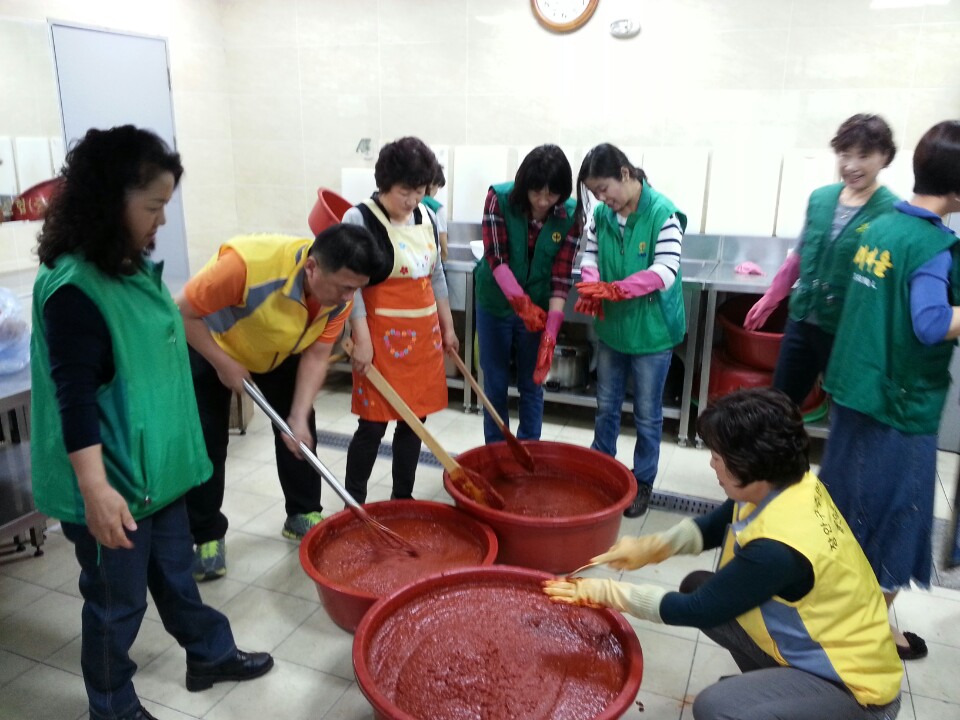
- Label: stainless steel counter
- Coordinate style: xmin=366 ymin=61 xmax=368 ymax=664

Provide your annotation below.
xmin=0 ymin=365 xmax=44 ymax=556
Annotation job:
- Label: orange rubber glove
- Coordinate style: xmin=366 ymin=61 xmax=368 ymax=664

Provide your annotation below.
xmin=575 ymin=281 xmax=628 ymax=303
xmin=532 ymin=310 xmax=564 ymax=385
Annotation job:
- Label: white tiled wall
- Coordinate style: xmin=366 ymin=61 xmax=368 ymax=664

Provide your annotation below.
xmin=1 ymin=0 xmax=958 ymax=275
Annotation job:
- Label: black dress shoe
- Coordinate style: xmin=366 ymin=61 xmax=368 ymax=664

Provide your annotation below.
xmin=124 ymin=706 xmax=158 ymax=720
xmin=624 ymin=483 xmax=653 ymax=518
xmin=186 ymin=649 xmax=274 ymax=691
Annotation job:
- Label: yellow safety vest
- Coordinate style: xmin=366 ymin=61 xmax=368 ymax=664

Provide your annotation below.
xmin=200 ymin=234 xmax=349 ymax=373
xmin=719 ymin=472 xmax=902 ymax=706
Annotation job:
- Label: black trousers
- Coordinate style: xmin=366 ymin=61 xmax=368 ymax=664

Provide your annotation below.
xmin=344 ymin=417 xmax=424 ymax=504
xmin=186 ymin=348 xmax=320 ymax=544
xmin=771 ymin=319 xmax=835 ymax=408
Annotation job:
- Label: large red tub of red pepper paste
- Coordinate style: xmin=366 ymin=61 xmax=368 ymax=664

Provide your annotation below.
xmin=300 ymin=500 xmax=498 ymax=632
xmin=443 ymin=441 xmax=636 ymax=573
xmin=354 ymin=565 xmax=643 ymax=720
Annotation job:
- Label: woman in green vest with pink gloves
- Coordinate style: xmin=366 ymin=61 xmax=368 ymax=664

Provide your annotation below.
xmin=819 ymin=120 xmax=960 ymax=662
xmin=474 ymin=145 xmax=581 ymax=443
xmin=744 ymin=114 xmax=898 ymax=406
xmin=575 ymin=143 xmax=686 ymax=518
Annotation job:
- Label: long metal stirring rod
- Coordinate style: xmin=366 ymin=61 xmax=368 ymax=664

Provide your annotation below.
xmin=242 ymin=379 xmax=416 ymax=554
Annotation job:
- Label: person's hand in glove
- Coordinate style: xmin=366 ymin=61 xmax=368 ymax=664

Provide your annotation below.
xmin=533 ymin=310 xmax=564 ymax=385
xmin=574 ymin=296 xmax=604 ymax=319
xmin=590 ymin=518 xmax=703 ymax=571
xmin=542 ymin=578 xmax=668 ymax=623
xmin=743 ymin=252 xmax=800 ymax=331
xmin=575 ymin=281 xmax=626 ymax=302
xmin=493 ymin=264 xmax=546 ymax=332
xmin=611 ymin=270 xmax=665 ymax=298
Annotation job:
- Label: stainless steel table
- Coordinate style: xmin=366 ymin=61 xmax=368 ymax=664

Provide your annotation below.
xmin=0 ymin=365 xmax=45 ymax=556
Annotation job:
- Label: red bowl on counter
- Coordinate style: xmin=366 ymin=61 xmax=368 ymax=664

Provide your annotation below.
xmin=717 ymin=293 xmax=789 ymax=371
xmin=443 ymin=441 xmax=635 ymax=574
xmin=353 ymin=565 xmax=644 ymax=720
xmin=299 ymin=500 xmax=497 ymax=632
xmin=11 ymin=177 xmax=64 ymax=221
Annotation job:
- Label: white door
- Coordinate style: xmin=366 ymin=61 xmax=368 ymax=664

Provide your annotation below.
xmin=49 ymin=22 xmax=190 ymax=287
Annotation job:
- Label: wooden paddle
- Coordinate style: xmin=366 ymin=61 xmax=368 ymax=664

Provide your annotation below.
xmin=341 ymin=338 xmax=506 ymax=510
xmin=447 ymin=350 xmax=536 ymax=472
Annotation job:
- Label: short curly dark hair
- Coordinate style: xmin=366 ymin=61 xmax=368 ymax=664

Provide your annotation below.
xmin=37 ymin=125 xmax=183 ymax=276
xmin=373 ymin=137 xmax=439 ymax=192
xmin=697 ymin=388 xmax=810 ymax=489
xmin=830 ymin=114 xmax=896 ymax=166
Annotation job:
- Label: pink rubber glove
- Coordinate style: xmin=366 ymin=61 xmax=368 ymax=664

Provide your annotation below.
xmin=579 ymin=265 xmax=600 ymax=283
xmin=612 ymin=270 xmax=665 ymax=299
xmin=492 ymin=263 xmax=524 ymax=300
xmin=735 ymin=261 xmax=765 ymax=276
xmin=493 ymin=264 xmax=545 ymax=332
xmin=743 ymin=252 xmax=801 ymax=331
xmin=544 ymin=310 xmax=564 ymax=340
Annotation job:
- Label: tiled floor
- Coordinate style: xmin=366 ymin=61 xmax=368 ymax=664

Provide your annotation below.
xmin=3 ymin=373 xmax=960 ymax=720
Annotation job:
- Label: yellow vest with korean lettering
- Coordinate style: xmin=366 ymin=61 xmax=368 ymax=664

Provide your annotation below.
xmin=200 ymin=234 xmax=349 ymax=373
xmin=719 ymin=473 xmax=902 ymax=706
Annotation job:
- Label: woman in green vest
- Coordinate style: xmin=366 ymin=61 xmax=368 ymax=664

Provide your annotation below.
xmin=819 ymin=120 xmax=960 ymax=662
xmin=574 ymin=143 xmax=687 ymax=518
xmin=30 ymin=126 xmax=272 ymax=720
xmin=543 ymin=389 xmax=903 ymax=720
xmin=474 ymin=145 xmax=580 ymax=444
xmin=422 ymin=165 xmax=448 ymax=262
xmin=744 ymin=114 xmax=898 ymax=406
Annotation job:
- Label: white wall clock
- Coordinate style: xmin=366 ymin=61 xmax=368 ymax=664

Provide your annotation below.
xmin=531 ymin=0 xmax=600 ymax=33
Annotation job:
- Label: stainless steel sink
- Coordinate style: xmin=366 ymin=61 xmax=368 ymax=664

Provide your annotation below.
xmin=680 ymin=259 xmax=718 ymax=281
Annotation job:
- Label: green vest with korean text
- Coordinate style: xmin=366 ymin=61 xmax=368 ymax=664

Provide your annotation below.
xmin=789 ymin=183 xmax=898 ymax=333
xmin=824 ymin=210 xmax=959 ymax=434
xmin=474 ymin=182 xmax=577 ymax=317
xmin=31 ymin=255 xmax=212 ymax=525
xmin=594 ymin=182 xmax=687 ymax=354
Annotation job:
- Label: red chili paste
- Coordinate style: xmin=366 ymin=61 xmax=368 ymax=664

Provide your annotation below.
xmin=367 ymin=580 xmax=627 ymax=719
xmin=489 ymin=470 xmax=613 ymax=518
xmin=311 ymin=518 xmax=486 ymax=596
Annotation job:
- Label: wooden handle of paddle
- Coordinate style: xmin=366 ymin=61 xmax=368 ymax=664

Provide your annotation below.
xmin=341 ymin=337 xmax=461 ymax=474
xmin=447 ymin=350 xmax=508 ymax=431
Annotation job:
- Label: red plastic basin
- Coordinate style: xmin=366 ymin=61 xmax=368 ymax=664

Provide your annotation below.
xmin=717 ymin=293 xmax=789 ymax=371
xmin=299 ymin=500 xmax=497 ymax=632
xmin=443 ymin=441 xmax=635 ymax=573
xmin=307 ymin=187 xmax=353 ymax=236
xmin=353 ymin=565 xmax=644 ymax=720
xmin=708 ymin=347 xmax=826 ymax=414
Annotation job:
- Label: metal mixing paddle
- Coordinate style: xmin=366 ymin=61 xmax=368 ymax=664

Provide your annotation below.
xmin=242 ymin=379 xmax=417 ymax=555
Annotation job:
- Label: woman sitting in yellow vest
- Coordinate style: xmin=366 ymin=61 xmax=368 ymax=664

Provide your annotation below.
xmin=544 ymin=388 xmax=902 ymax=720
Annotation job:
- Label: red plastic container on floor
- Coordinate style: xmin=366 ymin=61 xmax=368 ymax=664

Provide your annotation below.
xmin=307 ymin=187 xmax=353 ymax=236
xmin=443 ymin=441 xmax=635 ymax=573
xmin=299 ymin=500 xmax=497 ymax=632
xmin=717 ymin=293 xmax=789 ymax=371
xmin=353 ymin=565 xmax=644 ymax=720
xmin=708 ymin=347 xmax=826 ymax=414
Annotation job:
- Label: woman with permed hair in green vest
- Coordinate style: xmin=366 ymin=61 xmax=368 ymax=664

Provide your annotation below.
xmin=474 ymin=145 xmax=581 ymax=445
xmin=744 ymin=114 xmax=898 ymax=406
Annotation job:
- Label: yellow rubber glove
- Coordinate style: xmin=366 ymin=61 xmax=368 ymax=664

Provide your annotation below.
xmin=590 ymin=518 xmax=703 ymax=570
xmin=542 ymin=578 xmax=668 ymax=623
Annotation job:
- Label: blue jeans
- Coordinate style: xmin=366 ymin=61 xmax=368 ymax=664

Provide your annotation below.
xmin=62 ymin=499 xmax=235 ymax=720
xmin=476 ymin=305 xmax=544 ymax=443
xmin=591 ymin=341 xmax=672 ymax=487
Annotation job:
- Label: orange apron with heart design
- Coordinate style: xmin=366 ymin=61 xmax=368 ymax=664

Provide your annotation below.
xmin=352 ymin=201 xmax=448 ymax=422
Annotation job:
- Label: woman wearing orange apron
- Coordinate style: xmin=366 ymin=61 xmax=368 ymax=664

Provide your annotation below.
xmin=341 ymin=137 xmax=459 ymax=503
